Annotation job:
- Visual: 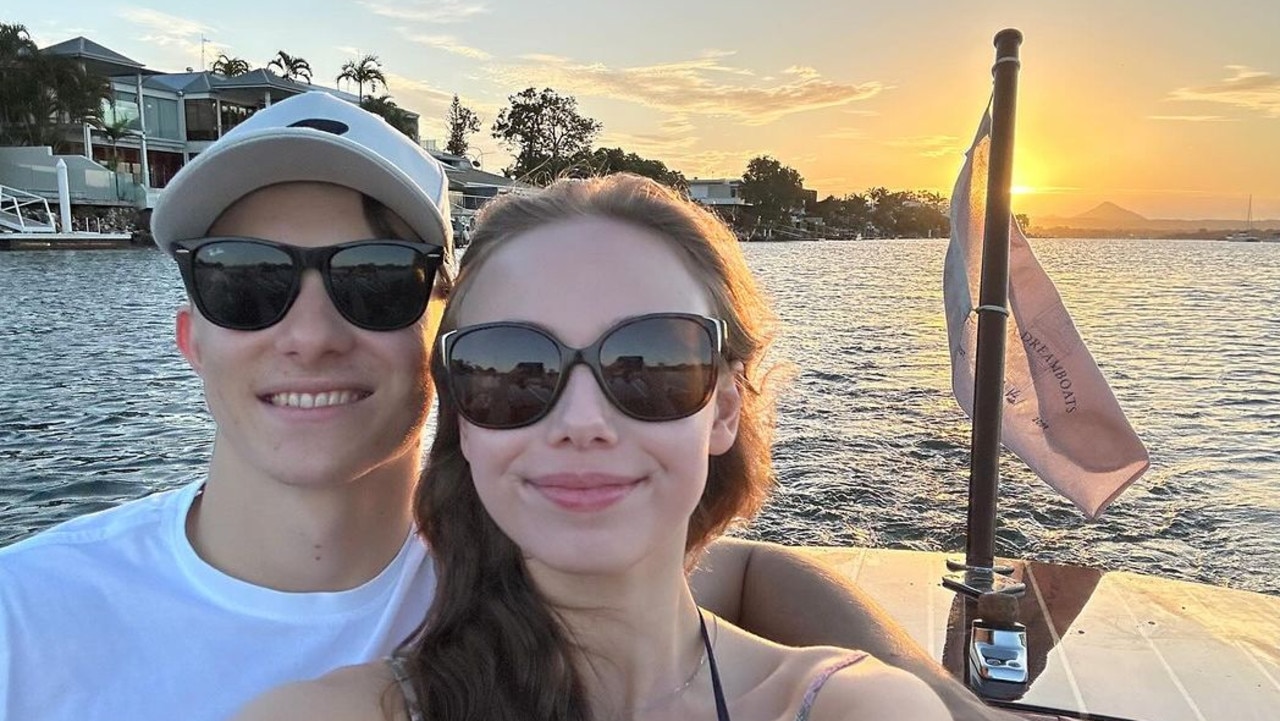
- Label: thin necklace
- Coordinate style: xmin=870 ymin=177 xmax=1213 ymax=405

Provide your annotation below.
xmin=633 ymin=611 xmax=718 ymax=714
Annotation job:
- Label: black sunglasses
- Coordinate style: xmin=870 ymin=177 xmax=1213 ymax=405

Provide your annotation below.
xmin=439 ymin=313 xmax=727 ymax=430
xmin=173 ymin=237 xmax=443 ymax=331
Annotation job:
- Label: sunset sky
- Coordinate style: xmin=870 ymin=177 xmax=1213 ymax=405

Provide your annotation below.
xmin=15 ymin=1 xmax=1280 ymax=221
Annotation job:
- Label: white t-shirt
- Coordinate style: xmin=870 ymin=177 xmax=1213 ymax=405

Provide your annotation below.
xmin=0 ymin=480 xmax=436 ymax=721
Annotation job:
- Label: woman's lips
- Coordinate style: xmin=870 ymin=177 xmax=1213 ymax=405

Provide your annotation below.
xmin=527 ymin=473 xmax=642 ymax=512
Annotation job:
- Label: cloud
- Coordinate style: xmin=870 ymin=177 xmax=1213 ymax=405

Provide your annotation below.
xmin=384 ymin=71 xmax=457 ymax=109
xmin=383 ymin=71 xmax=497 ymax=142
xmin=596 ymin=130 xmax=700 ymax=158
xmin=486 ymin=54 xmax=885 ymax=126
xmin=117 ymin=7 xmax=212 ymax=40
xmin=517 ymin=53 xmax=573 ymax=64
xmin=699 ymin=50 xmax=754 ymax=76
xmin=822 ymin=128 xmax=866 ymax=140
xmin=885 ymin=135 xmax=961 ymax=158
xmin=116 ymin=7 xmax=222 ymax=68
xmin=583 ymin=116 xmax=702 ymax=160
xmin=400 ymin=32 xmax=491 ymax=60
xmin=361 ymin=1 xmax=490 ymax=24
xmin=665 ymin=148 xmax=775 ymax=180
xmin=660 ymin=115 xmax=696 ymax=135
xmin=784 ymin=65 xmax=821 ymax=79
xmin=1147 ymin=115 xmax=1233 ymax=122
xmin=117 ymin=7 xmax=213 ymax=51
xmin=1167 ymin=66 xmax=1280 ymax=117
xmin=29 ymin=24 xmax=96 ymax=49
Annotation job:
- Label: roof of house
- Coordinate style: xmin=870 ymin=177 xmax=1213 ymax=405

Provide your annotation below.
xmin=38 ymin=37 xmax=374 ymax=111
xmin=121 ymin=69 xmax=402 ymax=118
xmin=40 ymin=37 xmax=149 ymax=76
xmin=131 ymin=68 xmax=340 ymax=98
xmin=688 ymin=178 xmax=742 ymax=185
xmin=428 ymin=151 xmax=526 ymax=189
xmin=140 ymin=72 xmax=211 ymax=93
xmin=444 ymin=164 xmax=526 ymax=189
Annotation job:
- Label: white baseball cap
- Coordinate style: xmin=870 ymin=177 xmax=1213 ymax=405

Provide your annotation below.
xmin=151 ymin=91 xmax=451 ymax=254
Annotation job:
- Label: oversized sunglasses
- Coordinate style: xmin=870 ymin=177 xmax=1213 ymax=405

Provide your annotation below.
xmin=439 ymin=313 xmax=727 ymax=429
xmin=172 ymin=237 xmax=443 ymax=331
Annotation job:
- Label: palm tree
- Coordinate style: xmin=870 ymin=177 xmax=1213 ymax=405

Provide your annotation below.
xmin=336 ymin=54 xmax=386 ymax=101
xmin=0 ymin=23 xmax=39 ymax=144
xmin=0 ymin=24 xmax=111 ymax=150
xmin=0 ymin=22 xmax=36 ymax=61
xmin=210 ymin=53 xmax=251 ymax=77
xmin=360 ymin=94 xmax=417 ymax=140
xmin=45 ymin=56 xmax=111 ymax=148
xmin=267 ymin=50 xmax=311 ymax=83
xmin=97 ymin=114 xmax=133 ymax=199
xmin=97 ymin=111 xmax=133 ymax=164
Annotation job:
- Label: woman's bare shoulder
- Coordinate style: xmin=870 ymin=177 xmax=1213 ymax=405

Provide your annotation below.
xmin=231 ymin=662 xmax=404 ymax=721
xmin=712 ymin=619 xmax=948 ymax=721
xmin=796 ymin=648 xmax=952 ymax=721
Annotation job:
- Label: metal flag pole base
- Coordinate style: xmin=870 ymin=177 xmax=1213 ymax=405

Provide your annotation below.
xmin=946 ymin=557 xmax=1016 ymax=575
xmin=942 ymin=560 xmax=1026 ymax=598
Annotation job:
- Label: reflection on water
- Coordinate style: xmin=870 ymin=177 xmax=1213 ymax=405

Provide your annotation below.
xmin=1 ymin=240 xmax=1278 ymax=595
xmin=743 ymin=239 xmax=1280 ymax=597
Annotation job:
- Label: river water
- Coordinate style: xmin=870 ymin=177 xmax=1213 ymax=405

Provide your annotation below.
xmin=1 ymin=239 xmax=1277 ymax=595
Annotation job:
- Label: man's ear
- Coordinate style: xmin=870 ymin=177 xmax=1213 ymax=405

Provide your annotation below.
xmin=708 ymin=361 xmax=744 ymax=456
xmin=175 ymin=304 xmax=203 ymax=376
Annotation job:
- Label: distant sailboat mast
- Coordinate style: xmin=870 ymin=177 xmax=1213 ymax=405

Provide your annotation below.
xmin=1228 ymin=194 xmax=1259 ymax=241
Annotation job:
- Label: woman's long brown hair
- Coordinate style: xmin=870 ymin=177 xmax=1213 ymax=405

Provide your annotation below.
xmin=395 ymin=174 xmax=778 ymax=720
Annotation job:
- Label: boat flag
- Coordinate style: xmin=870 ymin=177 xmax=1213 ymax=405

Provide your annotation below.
xmin=943 ymin=109 xmax=1149 ymax=518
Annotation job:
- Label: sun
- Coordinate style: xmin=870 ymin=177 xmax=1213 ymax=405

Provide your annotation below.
xmin=1011 ymin=152 xmax=1053 ymax=197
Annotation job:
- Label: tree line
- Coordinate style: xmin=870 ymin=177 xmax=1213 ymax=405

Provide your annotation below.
xmin=444 ymin=87 xmax=950 ymax=238
xmin=3 ymin=20 xmax=951 ymax=239
xmin=811 ymin=188 xmax=950 ymax=239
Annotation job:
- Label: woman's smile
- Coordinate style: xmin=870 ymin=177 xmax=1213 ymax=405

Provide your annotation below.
xmin=525 ymin=472 xmax=645 ymax=512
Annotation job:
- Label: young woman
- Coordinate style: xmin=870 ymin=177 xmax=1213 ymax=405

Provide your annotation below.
xmin=234 ymin=174 xmax=949 ymax=721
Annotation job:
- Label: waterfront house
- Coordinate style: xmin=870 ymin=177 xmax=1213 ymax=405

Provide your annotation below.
xmin=687 ymin=177 xmax=823 ymax=239
xmin=1 ymin=36 xmax=524 ymax=239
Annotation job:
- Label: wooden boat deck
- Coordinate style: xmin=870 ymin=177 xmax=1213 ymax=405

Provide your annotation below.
xmin=806 ymin=547 xmax=1280 ymax=721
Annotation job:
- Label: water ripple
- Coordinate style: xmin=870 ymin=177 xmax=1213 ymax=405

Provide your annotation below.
xmin=735 ymin=239 xmax=1280 ymax=596
xmin=1 ymin=240 xmax=1278 ymax=596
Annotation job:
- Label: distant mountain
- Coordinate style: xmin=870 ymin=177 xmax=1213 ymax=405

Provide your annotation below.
xmin=1033 ymin=200 xmax=1276 ymax=237
xmin=1074 ymin=202 xmax=1148 ymax=223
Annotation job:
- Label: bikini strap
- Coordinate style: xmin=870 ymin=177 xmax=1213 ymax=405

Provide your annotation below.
xmin=391 ymin=617 xmax=733 ymax=721
xmin=700 ymin=609 xmax=733 ymax=721
xmin=792 ymin=652 xmax=870 ymax=721
xmin=386 ymin=655 xmax=426 ymax=721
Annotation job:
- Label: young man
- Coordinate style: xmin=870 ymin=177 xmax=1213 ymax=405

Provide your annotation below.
xmin=0 ymin=93 xmax=1003 ymax=721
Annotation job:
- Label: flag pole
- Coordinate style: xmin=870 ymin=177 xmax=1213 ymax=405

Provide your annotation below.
xmin=944 ymin=28 xmax=1027 ymax=597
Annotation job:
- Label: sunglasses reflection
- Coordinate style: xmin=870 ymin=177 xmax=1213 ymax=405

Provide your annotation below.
xmin=446 ymin=315 xmax=719 ymax=429
xmin=453 ymin=361 xmax=558 ymax=428
xmin=183 ymin=238 xmax=439 ymax=331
